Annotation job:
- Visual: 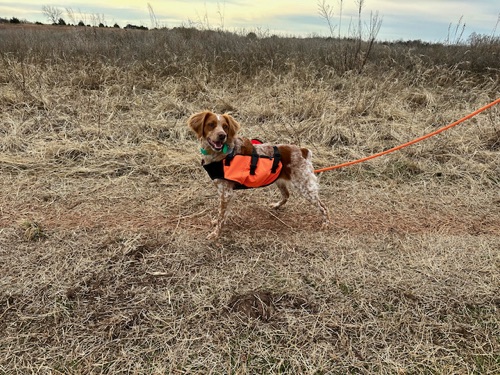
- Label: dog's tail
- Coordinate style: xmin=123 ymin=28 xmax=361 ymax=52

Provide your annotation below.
xmin=300 ymin=147 xmax=316 ymax=175
xmin=300 ymin=147 xmax=312 ymax=161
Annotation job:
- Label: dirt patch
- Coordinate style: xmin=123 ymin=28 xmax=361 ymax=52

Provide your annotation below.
xmin=227 ymin=291 xmax=275 ymax=321
xmin=226 ymin=291 xmax=317 ymax=321
xmin=2 ymin=194 xmax=499 ymax=237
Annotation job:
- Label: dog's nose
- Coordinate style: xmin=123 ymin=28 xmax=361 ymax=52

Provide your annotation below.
xmin=218 ymin=133 xmax=227 ymax=141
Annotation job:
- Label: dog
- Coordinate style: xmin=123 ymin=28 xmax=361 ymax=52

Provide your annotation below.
xmin=187 ymin=111 xmax=330 ymax=239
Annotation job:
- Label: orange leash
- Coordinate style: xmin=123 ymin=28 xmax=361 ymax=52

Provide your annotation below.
xmin=314 ymin=97 xmax=500 ymax=174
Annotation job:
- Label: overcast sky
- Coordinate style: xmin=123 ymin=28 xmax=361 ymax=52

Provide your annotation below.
xmin=1 ymin=1 xmax=499 ymax=42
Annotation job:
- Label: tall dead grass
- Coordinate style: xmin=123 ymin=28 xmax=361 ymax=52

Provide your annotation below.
xmin=0 ymin=25 xmax=499 ymax=374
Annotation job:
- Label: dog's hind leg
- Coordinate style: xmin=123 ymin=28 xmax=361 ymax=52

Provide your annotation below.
xmin=271 ymin=179 xmax=290 ymax=209
xmin=291 ymin=170 xmax=330 ymax=227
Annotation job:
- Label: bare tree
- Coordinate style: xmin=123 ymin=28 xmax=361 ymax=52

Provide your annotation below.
xmin=317 ymin=0 xmax=336 ymax=37
xmin=358 ymin=11 xmax=383 ymax=72
xmin=65 ymin=7 xmax=76 ymax=25
xmin=42 ymin=5 xmax=63 ymax=24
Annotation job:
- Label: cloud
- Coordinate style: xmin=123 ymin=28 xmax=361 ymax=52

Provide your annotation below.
xmin=1 ymin=0 xmax=498 ymax=41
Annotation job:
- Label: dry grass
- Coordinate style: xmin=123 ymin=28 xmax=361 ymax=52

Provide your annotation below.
xmin=0 ymin=25 xmax=499 ymax=374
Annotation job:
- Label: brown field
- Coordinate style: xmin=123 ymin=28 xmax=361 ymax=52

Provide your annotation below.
xmin=0 ymin=25 xmax=499 ymax=374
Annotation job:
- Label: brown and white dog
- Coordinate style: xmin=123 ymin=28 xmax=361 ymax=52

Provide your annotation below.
xmin=187 ymin=111 xmax=330 ymax=239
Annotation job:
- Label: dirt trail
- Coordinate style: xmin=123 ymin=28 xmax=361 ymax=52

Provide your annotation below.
xmin=2 ymin=199 xmax=498 ymax=236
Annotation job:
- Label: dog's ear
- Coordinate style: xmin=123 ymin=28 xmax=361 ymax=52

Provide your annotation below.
xmin=222 ymin=113 xmax=241 ymax=139
xmin=187 ymin=111 xmax=210 ymax=138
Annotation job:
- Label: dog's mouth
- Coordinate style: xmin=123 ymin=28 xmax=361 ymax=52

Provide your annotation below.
xmin=207 ymin=138 xmax=226 ymax=152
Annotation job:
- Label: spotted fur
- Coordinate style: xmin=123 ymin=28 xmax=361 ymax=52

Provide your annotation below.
xmin=187 ymin=110 xmax=330 ymax=239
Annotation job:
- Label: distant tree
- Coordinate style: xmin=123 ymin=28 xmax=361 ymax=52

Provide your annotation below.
xmin=125 ymin=24 xmax=148 ymax=30
xmin=10 ymin=17 xmax=21 ymax=24
xmin=99 ymin=22 xmax=105 ymax=27
xmin=90 ymin=13 xmax=106 ymax=27
xmin=78 ymin=21 xmax=85 ymax=27
xmin=58 ymin=18 xmax=66 ymax=26
xmin=113 ymin=23 xmax=120 ymax=28
xmin=42 ymin=5 xmax=63 ymax=24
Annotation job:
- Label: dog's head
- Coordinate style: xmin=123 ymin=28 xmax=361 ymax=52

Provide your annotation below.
xmin=187 ymin=111 xmax=240 ymax=153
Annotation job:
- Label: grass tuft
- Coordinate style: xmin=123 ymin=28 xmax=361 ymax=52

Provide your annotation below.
xmin=21 ymin=220 xmax=47 ymax=241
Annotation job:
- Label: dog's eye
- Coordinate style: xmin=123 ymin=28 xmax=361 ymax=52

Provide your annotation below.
xmin=206 ymin=122 xmax=215 ymax=129
xmin=223 ymin=124 xmax=229 ymax=131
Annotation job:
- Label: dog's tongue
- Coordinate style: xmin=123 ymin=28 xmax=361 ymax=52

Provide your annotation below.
xmin=212 ymin=141 xmax=223 ymax=150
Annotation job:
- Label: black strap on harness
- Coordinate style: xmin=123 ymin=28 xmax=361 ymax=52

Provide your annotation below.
xmin=271 ymin=146 xmax=280 ymax=173
xmin=250 ymin=148 xmax=259 ymax=175
xmin=224 ymin=148 xmax=236 ymax=167
xmin=202 ymin=159 xmax=224 ymax=180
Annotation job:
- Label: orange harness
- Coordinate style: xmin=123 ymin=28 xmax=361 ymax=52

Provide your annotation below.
xmin=203 ymin=146 xmax=282 ymax=189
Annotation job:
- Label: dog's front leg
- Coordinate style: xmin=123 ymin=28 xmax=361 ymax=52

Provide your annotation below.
xmin=208 ymin=180 xmax=234 ymax=240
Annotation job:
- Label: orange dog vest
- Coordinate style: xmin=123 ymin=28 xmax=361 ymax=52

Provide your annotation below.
xmin=203 ymin=145 xmax=282 ymax=189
